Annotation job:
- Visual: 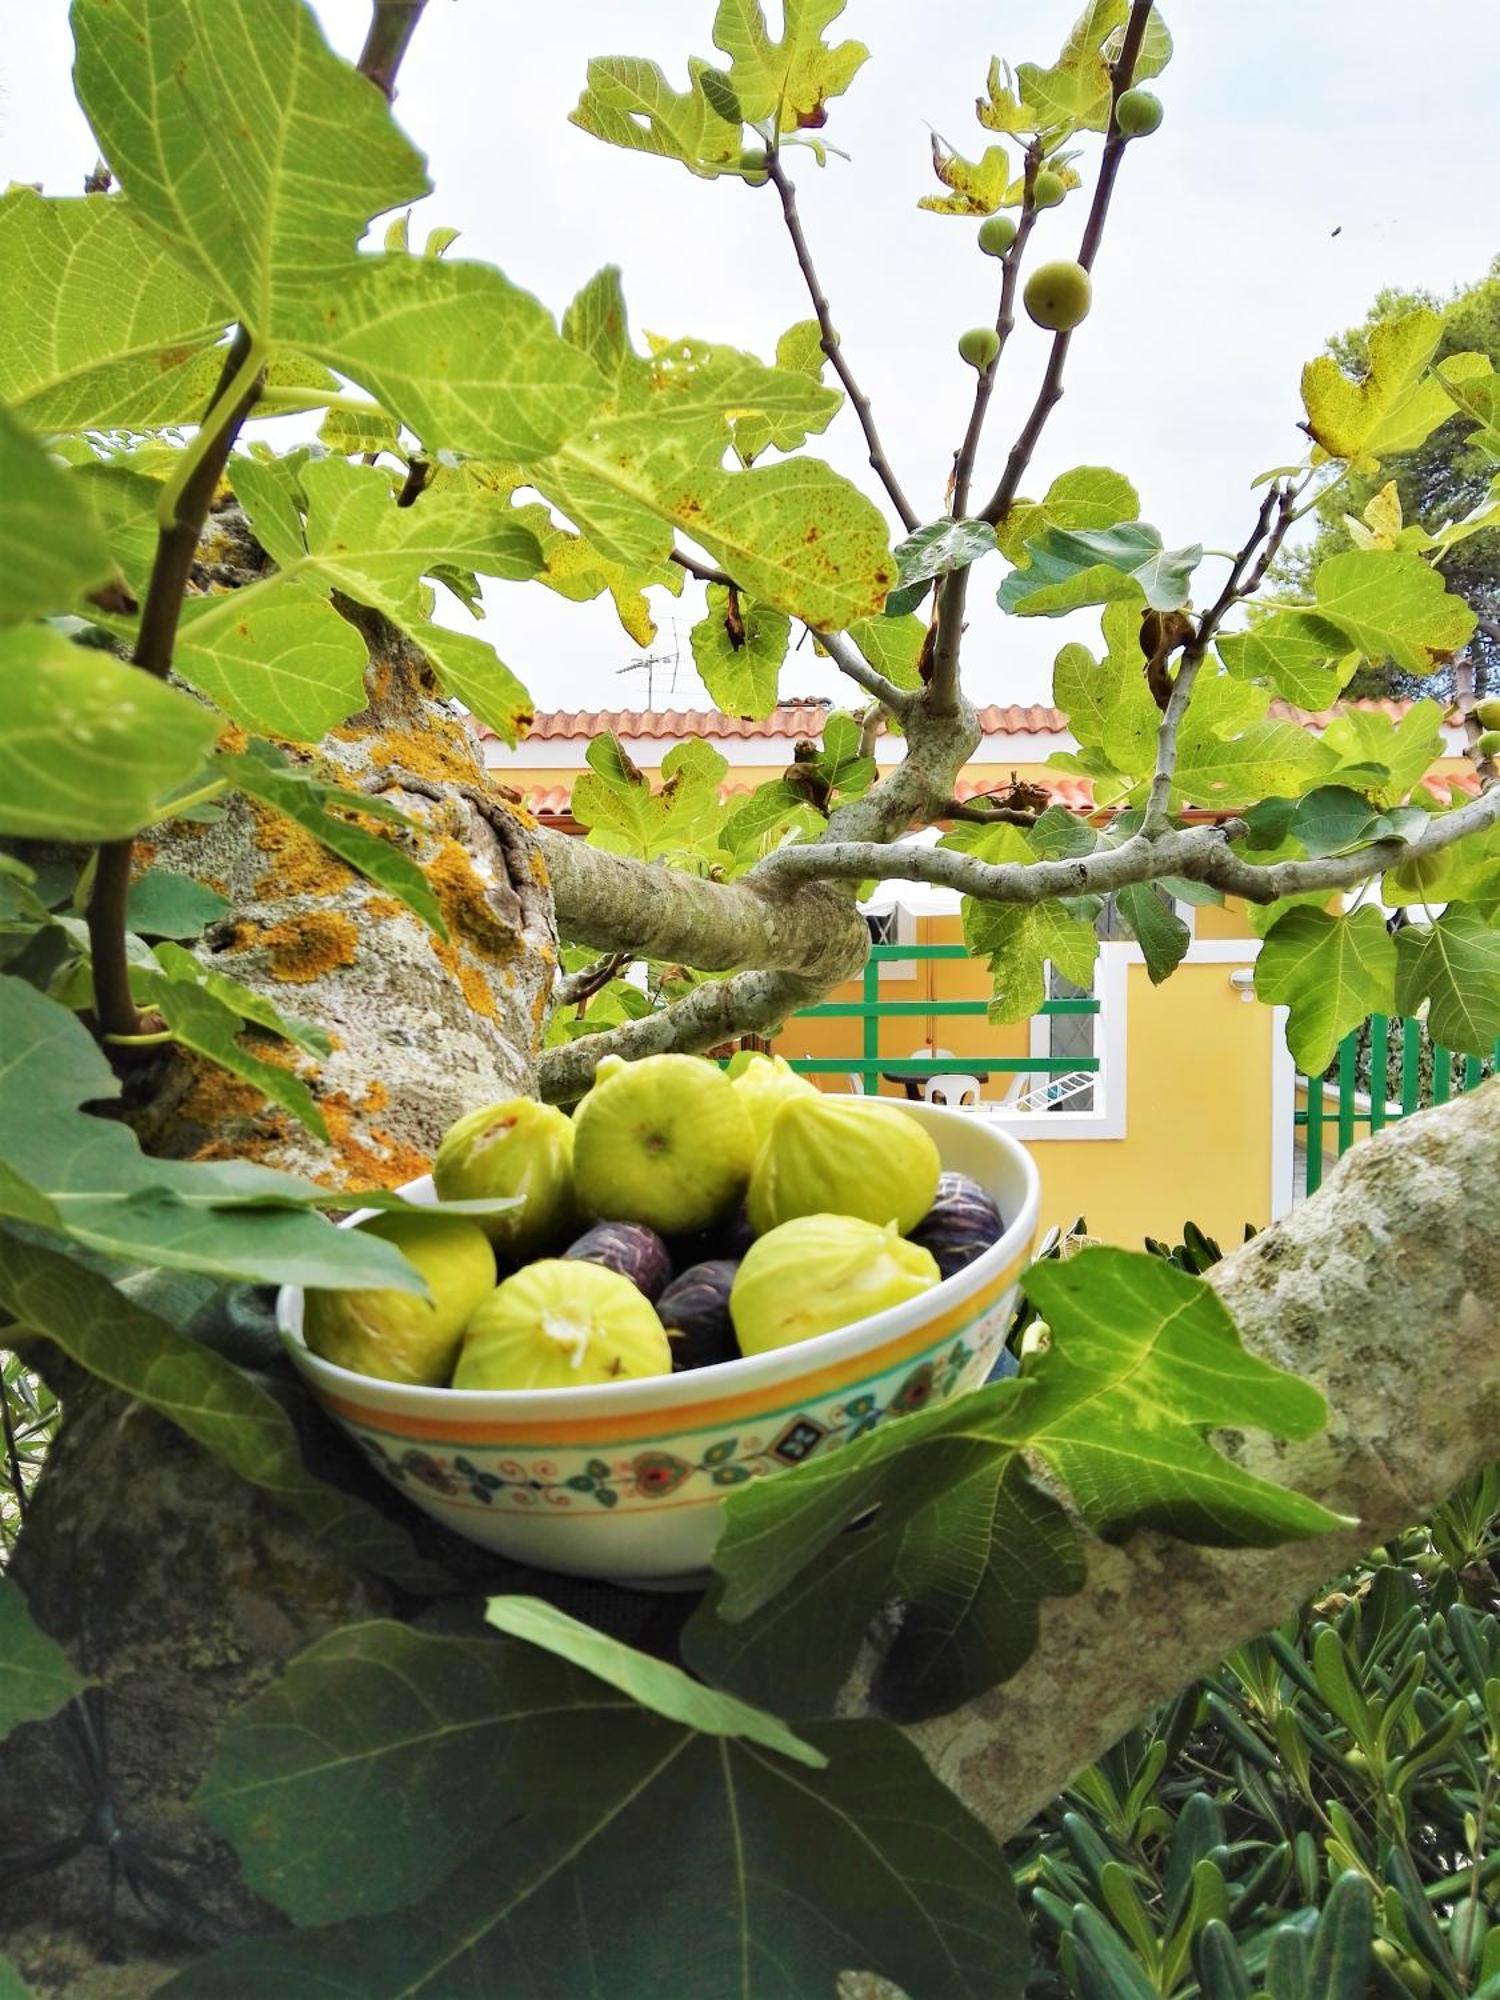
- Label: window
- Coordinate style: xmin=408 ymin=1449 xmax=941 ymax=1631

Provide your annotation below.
xmin=864 ymin=904 xmax=917 ymax=981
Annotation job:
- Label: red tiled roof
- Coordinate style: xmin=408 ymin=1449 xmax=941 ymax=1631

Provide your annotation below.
xmin=483 ymin=696 xmax=1439 ymax=746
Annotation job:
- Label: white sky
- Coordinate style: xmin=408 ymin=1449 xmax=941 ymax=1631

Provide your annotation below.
xmin=4 ymin=2 xmax=1499 ymax=715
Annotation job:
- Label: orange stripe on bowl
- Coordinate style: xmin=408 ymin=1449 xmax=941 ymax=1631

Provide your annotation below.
xmin=322 ymin=1252 xmax=1024 ymax=1446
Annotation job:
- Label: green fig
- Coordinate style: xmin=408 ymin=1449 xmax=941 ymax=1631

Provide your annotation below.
xmin=1474 ymin=696 xmax=1500 ymax=729
xmin=731 ymin=1215 xmax=940 ymax=1354
xmin=303 ymin=1211 xmax=495 ymax=1386
xmin=1031 ymin=168 xmax=1066 ymax=209
xmin=977 ymin=213 xmax=1017 ymax=257
xmin=728 ymin=1051 xmax=817 ymax=1151
xmin=571 ymin=1053 xmax=756 ymax=1235
xmin=453 ymin=1259 xmax=671 ymax=1390
xmin=748 ymin=1093 xmax=941 ymax=1236
xmin=432 ymin=1097 xmax=576 ymax=1260
xmin=1475 ymin=728 xmax=1500 ymax=757
xmin=958 ymin=325 xmax=1001 ymax=373
xmin=1023 ymin=259 xmax=1093 ymax=332
xmin=1114 ymin=87 xmax=1163 ymax=137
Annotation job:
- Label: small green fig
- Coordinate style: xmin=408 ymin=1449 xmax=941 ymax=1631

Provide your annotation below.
xmin=432 ymin=1097 xmax=576 ymax=1260
xmin=453 ymin=1259 xmax=671 ymax=1390
xmin=728 ymin=1051 xmax=817 ymax=1151
xmin=977 ymin=213 xmax=1017 ymax=257
xmin=1114 ymin=87 xmax=1163 ymax=137
xmin=303 ymin=1211 xmax=495 ymax=1386
xmin=958 ymin=325 xmax=1001 ymax=373
xmin=571 ymin=1053 xmax=756 ymax=1235
xmin=1023 ymin=259 xmax=1093 ymax=332
xmin=731 ymin=1215 xmax=940 ymax=1354
xmin=748 ymin=1093 xmax=941 ymax=1236
xmin=1030 ymin=168 xmax=1066 ymax=209
xmin=1474 ymin=696 xmax=1500 ymax=729
xmin=1477 ymin=728 xmax=1500 ymax=758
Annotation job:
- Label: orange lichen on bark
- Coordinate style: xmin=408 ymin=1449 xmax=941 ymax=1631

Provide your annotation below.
xmin=320 ymin=1089 xmax=431 ymax=1188
xmin=131 ymin=840 xmax=158 ymax=873
xmin=427 ymin=839 xmax=518 ymax=962
xmin=248 ymin=799 xmax=356 ymax=900
xmin=459 ymin=965 xmax=497 ymax=1019
xmin=363 ymin=896 xmax=405 ymax=921
xmin=257 ymin=912 xmax=360 ymax=983
xmin=367 ymin=722 xmax=478 ymax=789
xmin=216 ymin=721 xmax=250 ymax=754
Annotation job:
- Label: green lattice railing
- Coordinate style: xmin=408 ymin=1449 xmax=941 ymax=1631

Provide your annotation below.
xmin=1297 ymin=1015 xmax=1498 ymax=1193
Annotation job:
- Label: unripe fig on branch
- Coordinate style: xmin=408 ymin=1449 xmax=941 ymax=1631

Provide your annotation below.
xmin=1114 ymin=87 xmax=1164 ymax=137
xmin=1024 ymin=259 xmax=1093 ymax=332
xmin=958 ymin=325 xmax=1001 ymax=373
xmin=977 ymin=213 xmax=1017 ymax=257
xmin=1031 ymin=169 xmax=1066 ymax=209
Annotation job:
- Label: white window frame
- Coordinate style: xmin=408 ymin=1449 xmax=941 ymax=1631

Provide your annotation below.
xmin=994 ymin=942 xmax=1129 ymax=1141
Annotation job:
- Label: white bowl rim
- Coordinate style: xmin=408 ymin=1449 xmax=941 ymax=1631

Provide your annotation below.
xmin=276 ymin=1100 xmax=1039 ymax=1419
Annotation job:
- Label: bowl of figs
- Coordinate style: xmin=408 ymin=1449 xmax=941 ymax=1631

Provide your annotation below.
xmin=277 ymin=1053 xmax=1040 ymax=1585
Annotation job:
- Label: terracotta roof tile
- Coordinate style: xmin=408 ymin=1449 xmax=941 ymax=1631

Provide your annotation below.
xmin=516 ymin=772 xmax=1101 ymax=821
xmin=479 ymin=696 xmax=1438 ymax=745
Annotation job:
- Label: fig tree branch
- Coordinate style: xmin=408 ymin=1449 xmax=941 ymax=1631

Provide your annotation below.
xmin=814 ymin=629 xmax=917 ymax=716
xmin=670 ymin=547 xmax=736 ymax=589
xmin=1141 ymin=479 xmax=1297 ymax=835
xmin=765 ymin=156 xmax=919 ymax=533
xmin=753 ymin=781 xmax=1500 ymax=904
xmin=553 ymin=951 xmax=631 ymax=1010
xmin=357 ymin=0 xmax=428 ymax=99
xmin=899 ymin=1080 xmax=1500 ymax=1844
xmin=536 ymin=966 xmax=839 ymax=1102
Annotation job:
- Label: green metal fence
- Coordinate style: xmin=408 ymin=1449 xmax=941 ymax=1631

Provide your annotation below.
xmin=1297 ymin=1014 xmax=1498 ymax=1193
xmin=786 ymin=943 xmax=1100 ymax=1090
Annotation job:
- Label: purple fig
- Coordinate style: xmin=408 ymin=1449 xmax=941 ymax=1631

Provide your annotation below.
xmin=657 ymin=1259 xmax=739 ymax=1371
xmin=908 ymin=1172 xmax=1004 ymax=1280
xmin=561 ymin=1221 xmax=672 ymax=1302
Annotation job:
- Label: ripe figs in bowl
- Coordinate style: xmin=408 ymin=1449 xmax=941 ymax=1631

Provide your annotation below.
xmin=431 ymin=1097 xmax=577 ymax=1261
xmin=571 ymin=1053 xmax=756 ymax=1235
xmin=276 ymin=1101 xmax=1040 ymax=1586
xmin=908 ymin=1172 xmax=1005 ymax=1281
xmin=657 ymin=1259 xmax=739 ymax=1371
xmin=302 ymin=1210 xmax=495 ymax=1387
xmin=748 ymin=1092 xmax=940 ymax=1236
xmin=562 ymin=1221 xmax=672 ymax=1302
xmin=454 ymin=1260 xmax=671 ymax=1392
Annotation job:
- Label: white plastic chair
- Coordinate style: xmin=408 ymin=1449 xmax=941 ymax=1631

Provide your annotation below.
xmin=922 ymin=1072 xmax=981 ymax=1108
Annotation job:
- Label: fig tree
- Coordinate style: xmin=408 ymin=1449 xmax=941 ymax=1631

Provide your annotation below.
xmin=1023 ymin=259 xmax=1093 ymax=332
xmin=731 ymin=1215 xmax=939 ymax=1354
xmin=1476 ymin=728 xmax=1500 ymax=758
xmin=1474 ymin=696 xmax=1500 ymax=728
xmin=453 ymin=1259 xmax=671 ymax=1390
xmin=1031 ymin=168 xmax=1066 ymax=209
xmin=571 ymin=1052 xmax=756 ymax=1235
xmin=958 ymin=325 xmax=1001 ymax=373
xmin=303 ymin=1211 xmax=495 ymax=1386
xmin=1114 ymin=87 xmax=1163 ymax=137
xmin=977 ymin=213 xmax=1017 ymax=257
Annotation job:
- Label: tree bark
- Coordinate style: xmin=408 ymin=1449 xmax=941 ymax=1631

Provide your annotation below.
xmin=902 ymin=1078 xmax=1500 ymax=1843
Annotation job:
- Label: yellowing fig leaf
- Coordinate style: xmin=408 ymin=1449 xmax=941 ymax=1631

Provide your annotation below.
xmin=569 ymin=54 xmax=746 ymax=178
xmin=918 ymin=138 xmax=1011 ymax=216
xmin=1300 ymin=307 xmax=1491 ymax=470
xmin=711 ymin=0 xmax=869 ymax=131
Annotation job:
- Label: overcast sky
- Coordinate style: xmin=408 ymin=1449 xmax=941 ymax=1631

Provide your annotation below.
xmin=4 ymin=2 xmax=1498 ymax=715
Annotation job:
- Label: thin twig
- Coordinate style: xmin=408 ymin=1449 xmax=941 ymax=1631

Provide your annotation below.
xmin=766 ymin=156 xmax=919 ymax=532
xmin=977 ymin=0 xmax=1158 ymax=530
xmin=555 ymin=951 xmax=631 ymax=1010
xmin=1141 ymin=480 xmax=1298 ymax=834
xmin=670 ymin=547 xmax=736 ymax=589
xmin=940 ymin=799 xmax=1044 ymax=827
xmin=951 ymin=149 xmax=1042 ymax=523
xmin=357 ymin=0 xmax=428 ymax=98
xmin=814 ymin=628 xmax=916 ymax=716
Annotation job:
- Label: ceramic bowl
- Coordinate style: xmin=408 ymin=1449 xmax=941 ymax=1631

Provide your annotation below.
xmin=277 ymin=1101 xmax=1039 ymax=1586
